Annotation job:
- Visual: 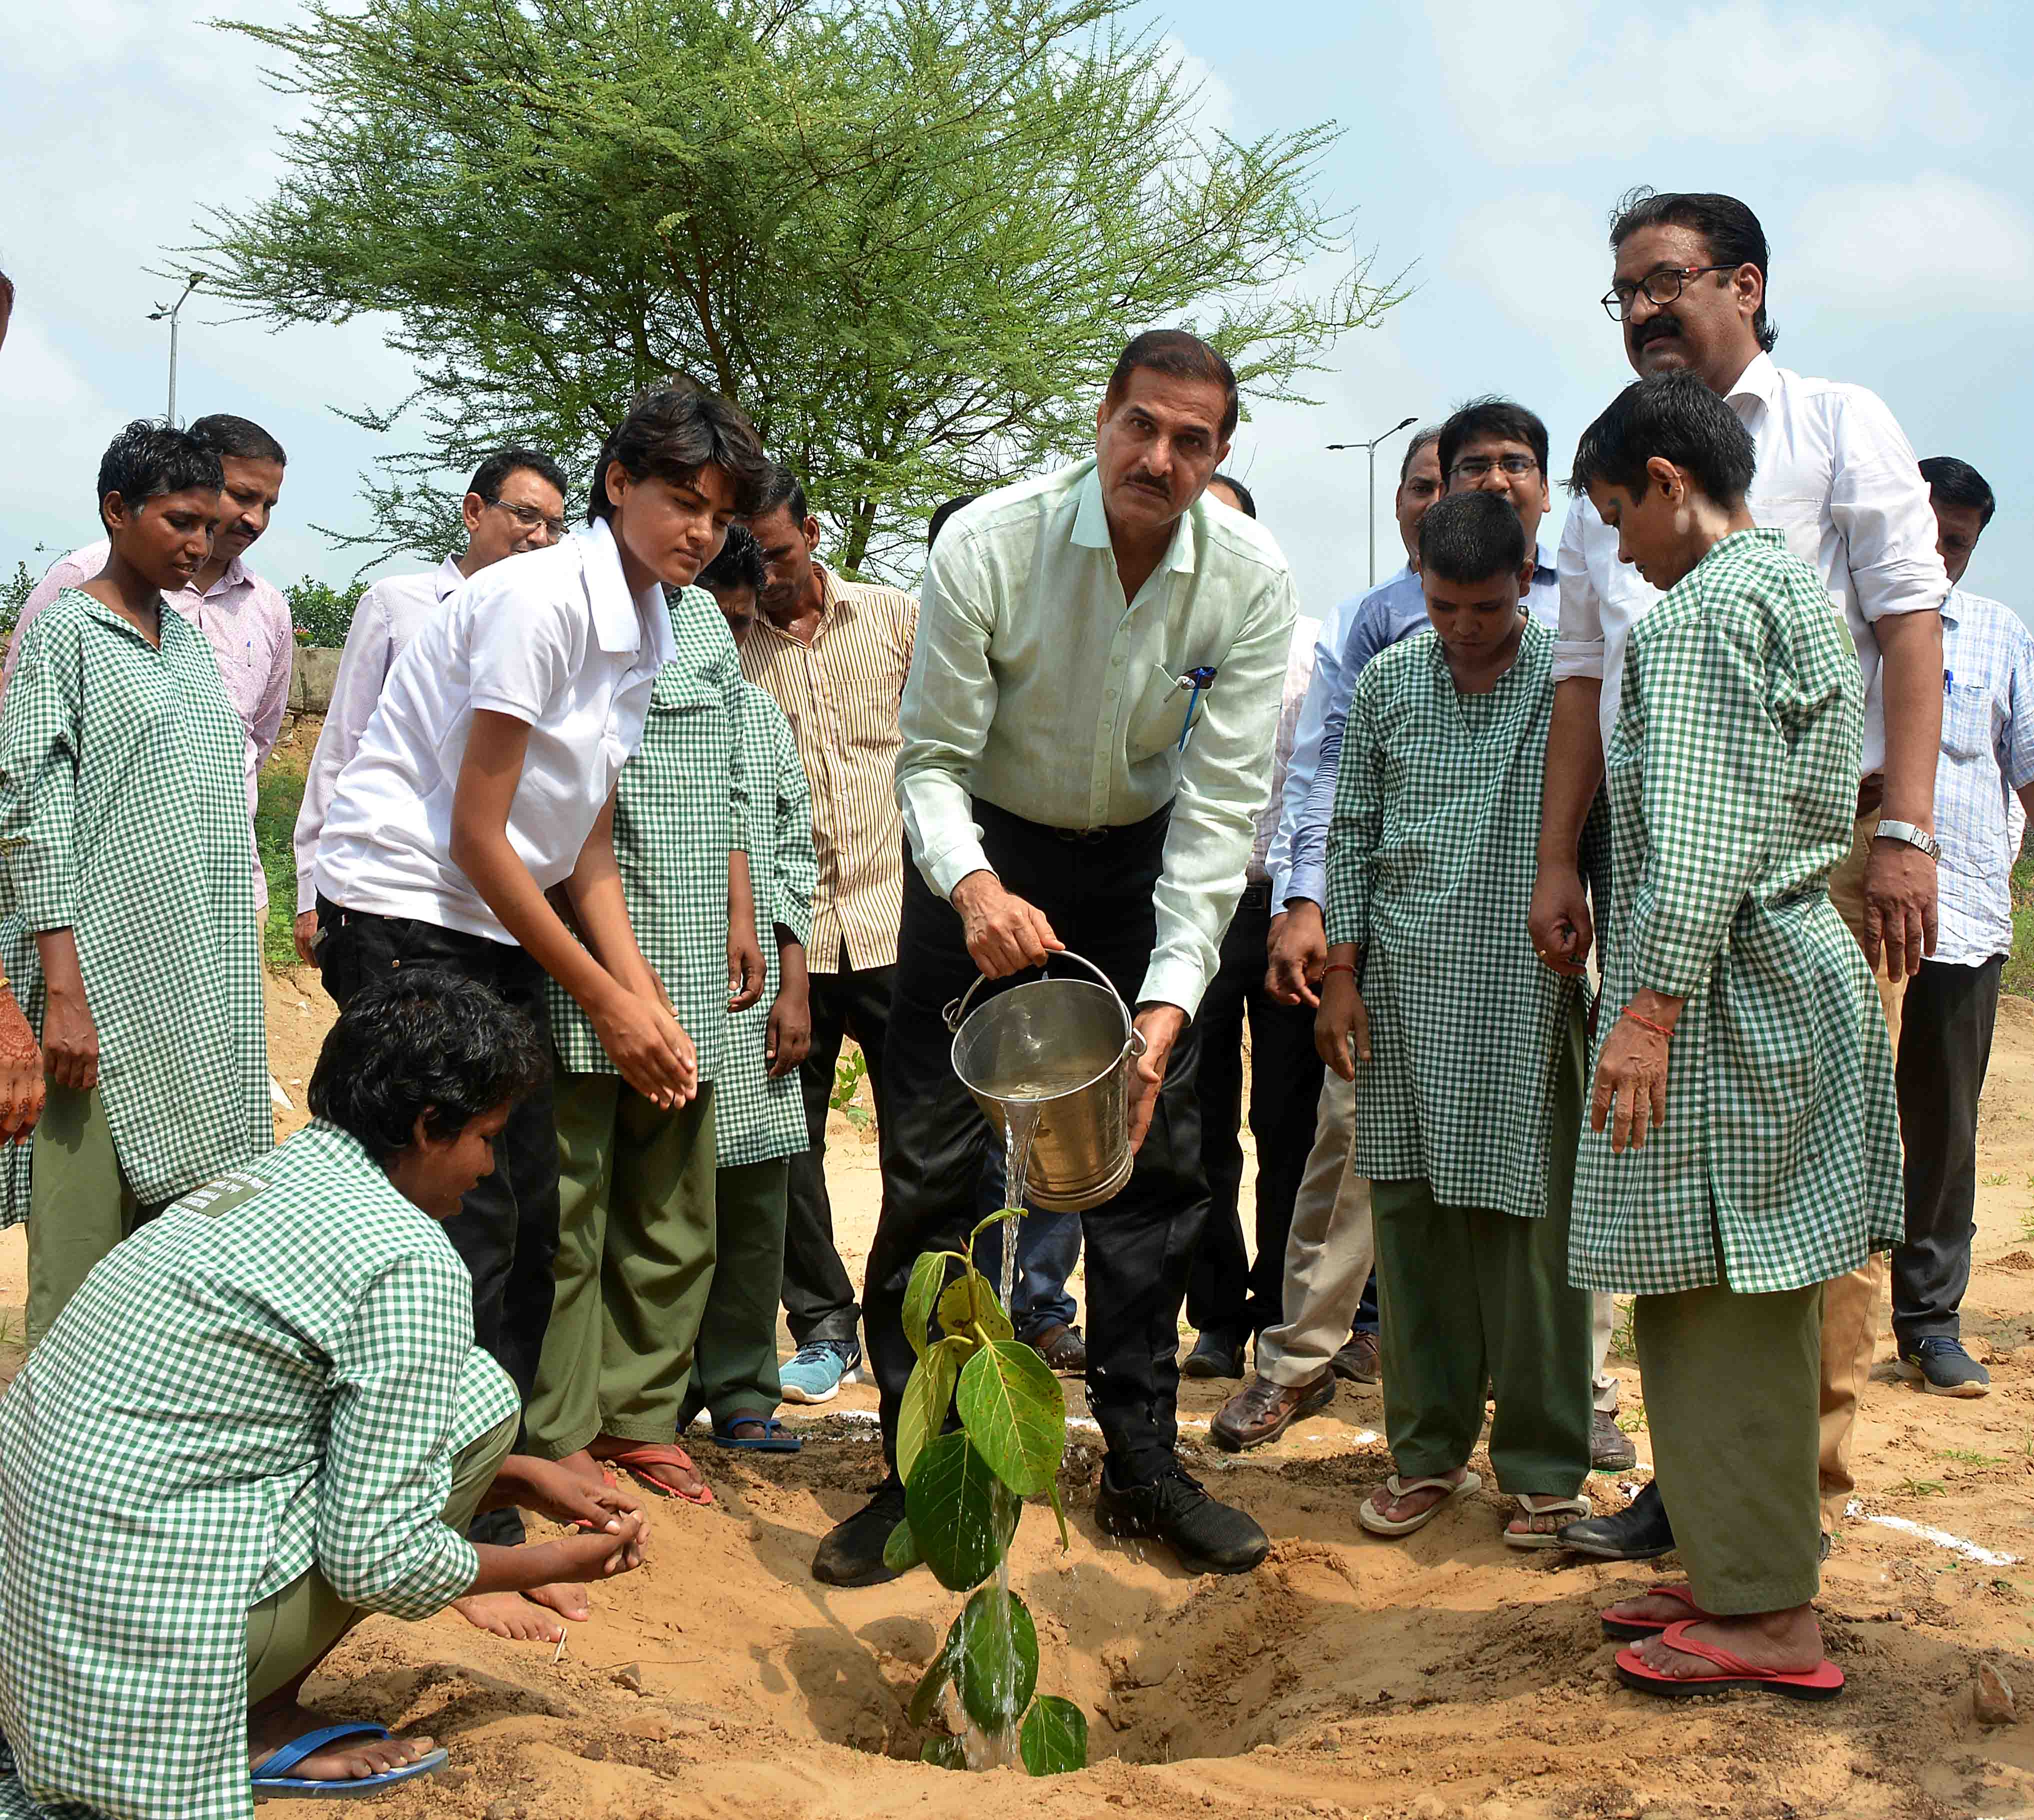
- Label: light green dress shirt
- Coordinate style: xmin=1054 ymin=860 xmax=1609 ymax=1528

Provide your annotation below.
xmin=896 ymin=460 xmax=1297 ymax=1013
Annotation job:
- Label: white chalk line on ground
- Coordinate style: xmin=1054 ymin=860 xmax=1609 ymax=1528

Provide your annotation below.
xmin=1844 ymin=1499 xmax=2022 ymax=1566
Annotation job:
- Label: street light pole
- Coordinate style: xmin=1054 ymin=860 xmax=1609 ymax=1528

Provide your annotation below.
xmin=1327 ymin=415 xmax=1418 ymax=585
xmin=147 ymin=274 xmax=205 ymax=426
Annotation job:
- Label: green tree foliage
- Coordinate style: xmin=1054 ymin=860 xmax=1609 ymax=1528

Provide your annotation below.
xmin=283 ymin=576 xmax=368 ymax=648
xmin=192 ymin=0 xmax=1398 ymax=577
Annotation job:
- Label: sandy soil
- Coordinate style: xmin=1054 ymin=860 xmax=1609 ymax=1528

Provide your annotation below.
xmin=4 ymin=982 xmax=2034 ymax=1818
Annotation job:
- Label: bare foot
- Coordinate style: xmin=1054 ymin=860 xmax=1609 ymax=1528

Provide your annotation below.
xmin=1367 ymin=1468 xmax=1466 ymax=1526
xmin=1604 ymin=1585 xmax=1704 ymax=1626
xmin=452 ymin=1590 xmax=564 ymax=1643
xmin=1505 ymin=1495 xmax=1587 ymax=1542
xmin=550 ymin=1448 xmax=613 ymax=1492
xmin=524 ymin=1582 xmax=591 ymax=1624
xmin=1628 ymin=1606 xmax=1824 ymax=1680
xmin=250 ymin=1701 xmax=436 ymax=1785
xmin=590 ymin=1434 xmax=710 ymax=1502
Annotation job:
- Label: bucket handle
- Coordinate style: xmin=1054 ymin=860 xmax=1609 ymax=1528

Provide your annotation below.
xmin=942 ymin=950 xmax=1146 ymax=1058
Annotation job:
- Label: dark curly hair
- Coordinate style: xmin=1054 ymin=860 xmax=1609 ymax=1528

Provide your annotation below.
xmin=586 ymin=382 xmax=770 ymax=525
xmin=309 ymin=970 xmax=549 ymax=1164
xmin=95 ymin=420 xmax=224 ymax=528
xmin=697 ymin=522 xmax=766 ymax=597
xmin=1568 ymin=372 xmax=1758 ymax=510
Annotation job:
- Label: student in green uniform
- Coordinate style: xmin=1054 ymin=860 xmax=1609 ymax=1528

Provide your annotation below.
xmin=0 ymin=972 xmax=648 ymax=1814
xmin=0 ymin=420 xmax=270 ymax=1345
xmin=682 ymin=530 xmax=818 ymax=1450
xmin=524 ymin=570 xmax=765 ymax=1506
xmin=1571 ymin=374 xmax=1900 ymax=1702
xmin=1314 ymin=490 xmax=1594 ymax=1548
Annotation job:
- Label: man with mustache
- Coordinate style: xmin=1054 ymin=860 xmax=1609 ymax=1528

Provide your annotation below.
xmin=814 ymin=330 xmax=1294 ymax=1586
xmin=738 ymin=468 xmax=919 ymax=1408
xmin=1534 ymin=188 xmax=1948 ymax=1564
xmin=8 ymin=414 xmax=293 ymax=926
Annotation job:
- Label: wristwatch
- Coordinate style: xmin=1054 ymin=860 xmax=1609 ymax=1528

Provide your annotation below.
xmin=1873 ymin=819 xmax=1942 ymax=862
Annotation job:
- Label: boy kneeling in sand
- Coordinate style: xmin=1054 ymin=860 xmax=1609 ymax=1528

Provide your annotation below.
xmin=1315 ymin=490 xmax=1595 ymax=1547
xmin=0 ymin=972 xmax=648 ymax=1812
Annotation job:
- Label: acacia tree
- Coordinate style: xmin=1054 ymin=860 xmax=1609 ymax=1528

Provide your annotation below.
xmin=196 ymin=0 xmax=1398 ymax=576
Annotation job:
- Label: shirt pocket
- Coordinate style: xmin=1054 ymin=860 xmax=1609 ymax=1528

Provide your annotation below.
xmin=1942 ymin=680 xmax=1992 ymax=762
xmin=1127 ymin=662 xmax=1196 ymax=761
xmin=1751 ymin=494 xmax=1826 ymax=577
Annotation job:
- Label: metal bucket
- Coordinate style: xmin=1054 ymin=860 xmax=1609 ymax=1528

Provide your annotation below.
xmin=944 ymin=952 xmax=1146 ymax=1213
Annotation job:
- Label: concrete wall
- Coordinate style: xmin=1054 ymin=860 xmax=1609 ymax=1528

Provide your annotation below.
xmin=290 ymin=646 xmax=343 ymax=714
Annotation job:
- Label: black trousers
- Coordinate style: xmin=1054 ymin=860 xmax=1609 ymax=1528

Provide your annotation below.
xmin=866 ymin=800 xmax=1206 ymax=1485
xmin=316 ymin=897 xmax=562 ymax=1544
xmin=1894 ymin=956 xmax=2002 ymax=1348
xmin=783 ymin=956 xmax=893 ymax=1348
xmin=1185 ymin=881 xmax=1324 ymax=1338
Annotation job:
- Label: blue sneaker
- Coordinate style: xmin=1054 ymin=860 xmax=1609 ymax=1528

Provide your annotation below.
xmin=1894 ymin=1336 xmax=1990 ymax=1398
xmin=780 ymin=1339 xmax=862 ymax=1404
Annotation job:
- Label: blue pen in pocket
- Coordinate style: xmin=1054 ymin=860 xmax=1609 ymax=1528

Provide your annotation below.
xmin=1176 ymin=666 xmax=1218 ymax=752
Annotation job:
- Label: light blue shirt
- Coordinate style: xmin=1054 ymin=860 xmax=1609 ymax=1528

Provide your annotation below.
xmin=1933 ymin=588 xmax=2034 ymax=968
xmin=1282 ymin=546 xmax=1558 ymax=909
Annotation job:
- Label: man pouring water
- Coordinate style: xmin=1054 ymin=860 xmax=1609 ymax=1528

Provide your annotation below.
xmin=811 ymin=330 xmax=1296 ymax=1585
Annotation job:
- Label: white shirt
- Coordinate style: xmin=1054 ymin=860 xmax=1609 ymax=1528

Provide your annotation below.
xmin=1248 ymin=615 xmax=1320 ymax=881
xmin=314 ymin=518 xmax=677 ymax=943
xmin=292 ymin=556 xmax=464 ymax=912
xmin=1554 ymin=352 xmax=1949 ymax=774
xmin=896 ymin=460 xmax=1298 ymax=1013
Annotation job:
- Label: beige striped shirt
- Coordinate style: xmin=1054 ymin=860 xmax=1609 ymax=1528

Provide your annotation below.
xmin=738 ymin=564 xmax=916 ymax=971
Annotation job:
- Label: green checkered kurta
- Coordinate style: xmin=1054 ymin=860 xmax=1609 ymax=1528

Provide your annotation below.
xmin=1572 ymin=529 xmax=1904 ymax=1296
xmin=0 ymin=590 xmax=270 ymax=1222
xmin=550 ymin=586 xmax=748 ymax=1082
xmin=0 ymin=1120 xmax=518 ymax=1820
xmin=1326 ymin=618 xmax=1582 ymax=1220
xmin=717 ymin=684 xmax=816 ymax=1167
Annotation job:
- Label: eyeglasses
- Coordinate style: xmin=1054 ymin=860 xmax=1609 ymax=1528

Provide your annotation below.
xmin=486 ymin=497 xmax=567 ymax=540
xmin=1600 ymin=265 xmax=1736 ymax=321
xmin=1449 ymin=454 xmax=1538 ymax=480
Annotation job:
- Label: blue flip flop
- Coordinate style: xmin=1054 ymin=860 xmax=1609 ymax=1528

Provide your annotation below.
xmin=710 ymin=1416 xmax=802 ymax=1453
xmin=250 ymin=1722 xmax=448 ymax=1799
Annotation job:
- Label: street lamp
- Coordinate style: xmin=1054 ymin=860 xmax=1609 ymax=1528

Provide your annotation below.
xmin=146 ymin=274 xmax=205 ymax=426
xmin=1327 ymin=415 xmax=1418 ymax=586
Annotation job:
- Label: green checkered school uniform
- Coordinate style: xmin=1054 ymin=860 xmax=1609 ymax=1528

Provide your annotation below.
xmin=1324 ymin=616 xmax=1582 ymax=1220
xmin=0 ymin=1121 xmax=518 ymax=1820
xmin=1571 ymin=528 xmax=1904 ymax=1296
xmin=528 ymin=588 xmax=752 ymax=1459
xmin=0 ymin=590 xmax=270 ymax=1224
xmin=549 ymin=585 xmax=748 ymax=1080
xmin=716 ymin=684 xmax=815 ymax=1168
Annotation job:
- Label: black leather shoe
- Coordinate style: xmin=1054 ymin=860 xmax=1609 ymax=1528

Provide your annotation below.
xmin=1558 ymin=1478 xmax=1675 ymax=1560
xmin=1094 ymin=1461 xmax=1269 ymax=1574
xmin=1182 ymin=1328 xmax=1247 ymax=1379
xmin=812 ymin=1478 xmax=910 ymax=1586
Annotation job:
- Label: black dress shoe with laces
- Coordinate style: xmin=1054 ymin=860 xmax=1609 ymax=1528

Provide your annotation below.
xmin=1094 ymin=1461 xmax=1269 ymax=1574
xmin=812 ymin=1476 xmax=911 ymax=1586
xmin=1558 ymin=1477 xmax=1676 ymax=1560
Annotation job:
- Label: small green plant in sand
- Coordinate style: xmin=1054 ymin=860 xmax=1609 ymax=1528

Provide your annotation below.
xmin=887 ymin=1210 xmax=1086 ymax=1776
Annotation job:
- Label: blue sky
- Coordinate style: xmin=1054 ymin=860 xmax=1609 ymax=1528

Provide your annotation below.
xmin=1 ymin=0 xmax=2026 ymax=620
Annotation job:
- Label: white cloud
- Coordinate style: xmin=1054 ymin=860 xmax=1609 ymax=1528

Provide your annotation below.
xmin=1428 ymin=0 xmax=1984 ymax=162
xmin=1789 ymin=175 xmax=2034 ymax=309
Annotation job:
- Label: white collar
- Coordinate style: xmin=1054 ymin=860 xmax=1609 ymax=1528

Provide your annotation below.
xmin=578 ymin=517 xmax=674 ymax=662
xmin=433 ymin=554 xmax=466 ymax=602
xmin=1724 ymin=350 xmax=1783 ymax=413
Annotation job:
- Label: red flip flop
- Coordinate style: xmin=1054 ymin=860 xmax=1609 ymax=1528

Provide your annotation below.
xmin=1614 ymin=1620 xmax=1844 ymax=1701
xmin=1600 ymin=1584 xmax=1714 ymax=1640
xmin=602 ymin=1442 xmax=714 ymax=1506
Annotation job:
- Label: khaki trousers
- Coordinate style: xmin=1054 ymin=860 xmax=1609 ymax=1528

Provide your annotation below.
xmin=525 ymin=1074 xmax=718 ymax=1459
xmin=244 ymin=1410 xmax=518 ymax=1704
xmin=1821 ymin=809 xmax=1904 ymax=1524
xmin=1638 ymin=1282 xmax=1823 ymax=1614
xmin=1253 ymin=1070 xmax=1375 ymax=1388
xmin=25 ymin=1084 xmax=146 ymax=1349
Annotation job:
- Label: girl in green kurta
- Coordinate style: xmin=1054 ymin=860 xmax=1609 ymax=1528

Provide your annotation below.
xmin=0 ymin=422 xmax=270 ymax=1344
xmin=1316 ymin=490 xmax=1595 ymax=1548
xmin=0 ymin=972 xmax=648 ymax=1818
xmin=526 ymin=581 xmax=764 ymax=1502
xmin=681 ymin=547 xmax=819 ymax=1448
xmin=1570 ymin=374 xmax=1901 ymax=1702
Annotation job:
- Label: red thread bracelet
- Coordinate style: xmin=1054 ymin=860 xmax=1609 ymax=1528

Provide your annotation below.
xmin=1322 ymin=962 xmax=1356 ymax=980
xmin=1622 ymin=1008 xmax=1673 ymax=1040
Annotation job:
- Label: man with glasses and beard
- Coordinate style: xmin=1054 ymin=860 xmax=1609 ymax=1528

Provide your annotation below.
xmin=292 ymin=448 xmax=571 ymax=964
xmin=1534 ymin=188 xmax=1948 ymax=1565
